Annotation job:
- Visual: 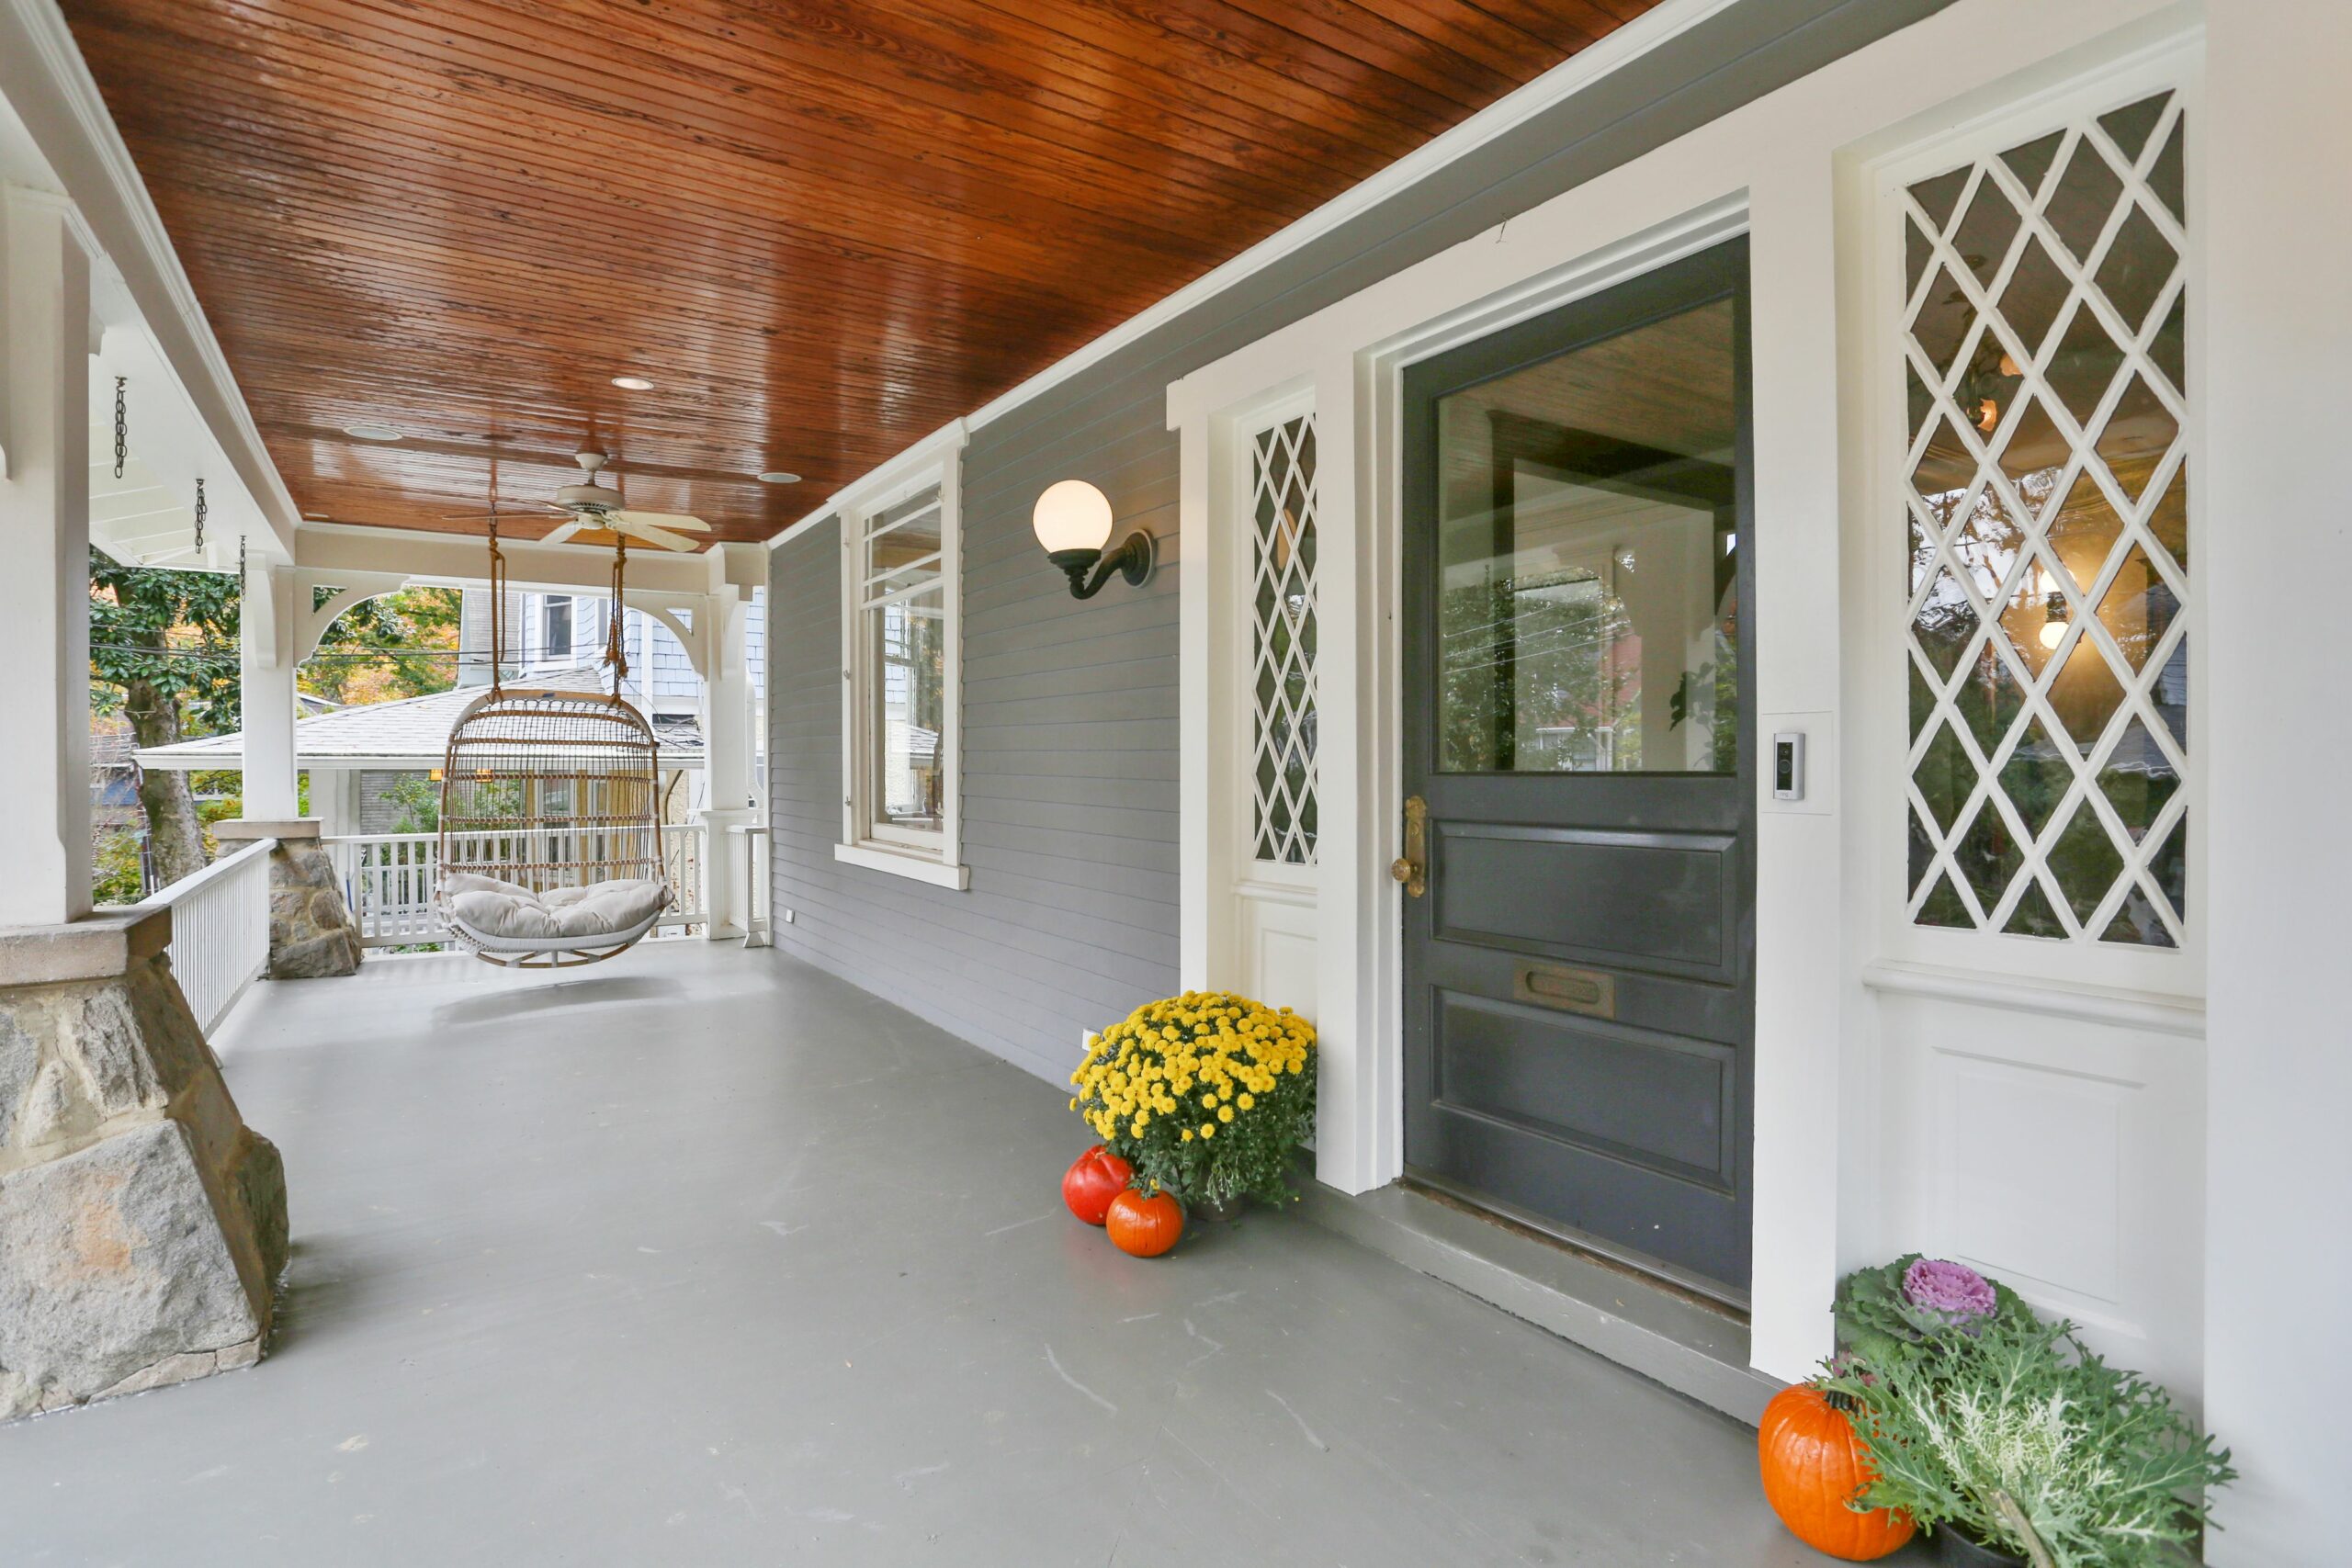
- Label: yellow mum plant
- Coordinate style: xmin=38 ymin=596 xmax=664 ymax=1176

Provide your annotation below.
xmin=1069 ymin=990 xmax=1316 ymax=1210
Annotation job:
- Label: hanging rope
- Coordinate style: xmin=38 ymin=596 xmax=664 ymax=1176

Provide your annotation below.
xmin=605 ymin=533 xmax=631 ymax=696
xmin=484 ymin=502 xmax=508 ymax=699
xmin=113 ymin=378 xmax=128 ymax=479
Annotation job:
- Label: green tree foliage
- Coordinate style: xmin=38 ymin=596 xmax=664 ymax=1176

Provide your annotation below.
xmin=380 ymin=775 xmax=441 ymax=835
xmin=88 ymin=550 xmax=241 ymax=886
xmin=301 ymin=587 xmax=460 ymax=705
xmin=91 ymin=829 xmax=147 ymax=906
xmin=1440 ymin=571 xmax=1637 ymax=771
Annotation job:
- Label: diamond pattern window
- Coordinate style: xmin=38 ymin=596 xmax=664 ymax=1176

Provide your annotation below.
xmin=1899 ymin=90 xmax=2188 ymax=948
xmin=1250 ymin=415 xmax=1319 ymax=865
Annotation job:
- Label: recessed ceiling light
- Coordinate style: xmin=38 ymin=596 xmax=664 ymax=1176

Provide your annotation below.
xmin=344 ymin=422 xmax=402 ymax=441
xmin=611 ymin=375 xmax=655 ymax=390
xmin=757 ymin=470 xmax=803 ymax=485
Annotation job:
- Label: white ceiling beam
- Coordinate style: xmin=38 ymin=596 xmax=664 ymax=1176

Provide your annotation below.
xmin=294 ymin=522 xmax=717 ymax=596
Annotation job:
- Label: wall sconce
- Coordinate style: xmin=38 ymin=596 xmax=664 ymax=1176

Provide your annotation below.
xmin=1033 ymin=479 xmax=1154 ymax=599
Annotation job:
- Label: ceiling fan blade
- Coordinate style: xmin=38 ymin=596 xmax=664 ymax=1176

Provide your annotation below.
xmin=611 ymin=509 xmax=711 ymax=532
xmin=616 ymin=521 xmax=703 ymax=552
xmin=538 ymin=518 xmax=591 ymax=547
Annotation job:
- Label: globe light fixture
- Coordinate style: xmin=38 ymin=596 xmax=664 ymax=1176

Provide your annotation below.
xmin=1033 ymin=479 xmax=1154 ymax=599
xmin=2036 ymin=566 xmax=2071 ymax=649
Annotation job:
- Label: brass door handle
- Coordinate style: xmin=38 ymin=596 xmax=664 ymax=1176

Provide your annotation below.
xmin=1391 ymin=794 xmax=1427 ymax=898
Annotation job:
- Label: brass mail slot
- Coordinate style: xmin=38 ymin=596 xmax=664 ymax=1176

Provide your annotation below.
xmin=1513 ymin=963 xmax=1616 ymax=1019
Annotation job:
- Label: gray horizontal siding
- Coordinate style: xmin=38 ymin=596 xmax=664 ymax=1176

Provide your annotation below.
xmin=772 ymin=0 xmax=1951 ymax=1085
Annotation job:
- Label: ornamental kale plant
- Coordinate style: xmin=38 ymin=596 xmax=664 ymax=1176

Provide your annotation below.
xmin=1823 ymin=1270 xmax=2233 ymax=1568
xmin=1835 ymin=1252 xmax=2039 ymax=1372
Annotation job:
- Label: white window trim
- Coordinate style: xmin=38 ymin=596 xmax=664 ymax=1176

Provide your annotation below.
xmin=1860 ymin=39 xmax=2202 ymax=1000
xmin=834 ymin=422 xmax=969 ymax=891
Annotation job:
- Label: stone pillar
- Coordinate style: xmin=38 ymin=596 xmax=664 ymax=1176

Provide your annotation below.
xmin=213 ymin=819 xmax=361 ymax=978
xmin=0 ymin=908 xmax=288 ymax=1420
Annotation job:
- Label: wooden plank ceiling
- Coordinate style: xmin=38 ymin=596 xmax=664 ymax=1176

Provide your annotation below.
xmin=68 ymin=0 xmax=1655 ymax=545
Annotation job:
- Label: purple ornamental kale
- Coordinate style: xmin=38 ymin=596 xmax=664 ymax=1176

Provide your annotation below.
xmin=1902 ymin=1257 xmax=1996 ymax=1326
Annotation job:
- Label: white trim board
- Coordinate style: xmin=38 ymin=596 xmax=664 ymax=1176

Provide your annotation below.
xmin=766 ymin=0 xmax=1748 ymax=551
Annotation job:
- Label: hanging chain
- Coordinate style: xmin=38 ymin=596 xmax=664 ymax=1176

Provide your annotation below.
xmin=192 ymin=478 xmax=207 ymax=553
xmin=237 ymin=534 xmax=247 ymax=592
xmin=113 ymin=378 xmax=128 ymax=479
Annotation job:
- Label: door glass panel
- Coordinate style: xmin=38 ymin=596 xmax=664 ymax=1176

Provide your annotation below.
xmin=1433 ymin=298 xmax=1739 ymax=773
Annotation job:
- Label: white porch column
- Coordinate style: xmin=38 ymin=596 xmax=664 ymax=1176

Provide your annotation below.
xmin=694 ymin=583 xmax=756 ymax=939
xmin=239 ymin=563 xmax=300 ymax=820
xmin=0 ymin=191 xmax=93 ymax=927
xmin=2202 ymin=6 xmax=2352 ymax=1562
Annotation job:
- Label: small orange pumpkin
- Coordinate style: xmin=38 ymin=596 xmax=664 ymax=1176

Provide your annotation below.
xmin=1758 ymin=1382 xmax=1916 ymax=1561
xmin=1104 ymin=1189 xmax=1184 ymax=1258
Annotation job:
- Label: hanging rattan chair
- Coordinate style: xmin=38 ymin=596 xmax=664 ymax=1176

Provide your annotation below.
xmin=433 ymin=519 xmax=673 ymax=968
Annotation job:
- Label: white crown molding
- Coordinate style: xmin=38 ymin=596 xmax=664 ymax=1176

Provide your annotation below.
xmin=2 ymin=0 xmax=301 ymax=558
xmin=767 ymin=415 xmax=969 ymax=550
xmin=769 ymin=0 xmax=1747 ymax=551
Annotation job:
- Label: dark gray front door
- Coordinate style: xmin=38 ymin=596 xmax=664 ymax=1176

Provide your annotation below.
xmin=1399 ymin=240 xmax=1756 ymax=1300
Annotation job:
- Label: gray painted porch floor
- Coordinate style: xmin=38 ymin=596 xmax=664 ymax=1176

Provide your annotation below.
xmin=2 ymin=943 xmax=1924 ymax=1566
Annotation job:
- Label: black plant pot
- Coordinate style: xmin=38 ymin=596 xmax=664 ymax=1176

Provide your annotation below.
xmin=1936 ymin=1527 xmax=2029 ymax=1568
xmin=1190 ymin=1192 xmax=1246 ymax=1223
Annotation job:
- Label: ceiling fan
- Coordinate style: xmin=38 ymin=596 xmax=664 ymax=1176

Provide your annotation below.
xmin=448 ymin=451 xmax=713 ymax=552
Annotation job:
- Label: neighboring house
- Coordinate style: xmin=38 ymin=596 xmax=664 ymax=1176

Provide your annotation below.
xmin=87 ymin=714 xmax=142 ymax=840
xmin=133 ymin=666 xmax=706 ymax=837
xmin=457 ymin=585 xmax=765 ymax=804
xmin=134 ymin=586 xmax=762 ymax=836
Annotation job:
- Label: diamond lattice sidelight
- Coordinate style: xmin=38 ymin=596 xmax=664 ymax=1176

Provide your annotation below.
xmin=1900 ymin=90 xmax=2188 ymax=947
xmin=1250 ymin=415 xmax=1319 ymax=865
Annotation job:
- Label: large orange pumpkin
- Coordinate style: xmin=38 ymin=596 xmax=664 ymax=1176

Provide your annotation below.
xmin=1758 ymin=1383 xmax=1916 ymax=1561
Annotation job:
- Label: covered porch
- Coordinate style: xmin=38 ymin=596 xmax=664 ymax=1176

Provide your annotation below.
xmin=4 ymin=0 xmax=2348 ymax=1560
xmin=0 ymin=941 xmax=1830 ymax=1565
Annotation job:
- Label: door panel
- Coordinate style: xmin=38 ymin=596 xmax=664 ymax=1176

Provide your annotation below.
xmin=1433 ymin=823 xmax=1736 ymax=976
xmin=1401 ymin=239 xmax=1756 ymax=1299
xmin=1431 ymin=994 xmax=1736 ymax=1184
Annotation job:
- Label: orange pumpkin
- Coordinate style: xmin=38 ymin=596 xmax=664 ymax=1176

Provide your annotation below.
xmin=1758 ymin=1383 xmax=1916 ymax=1561
xmin=1104 ymin=1189 xmax=1184 ymax=1258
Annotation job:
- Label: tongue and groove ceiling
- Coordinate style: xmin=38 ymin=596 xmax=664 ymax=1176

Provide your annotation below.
xmin=65 ymin=0 xmax=1655 ymax=544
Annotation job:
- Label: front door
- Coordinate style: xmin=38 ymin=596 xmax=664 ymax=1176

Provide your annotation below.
xmin=1399 ymin=239 xmax=1756 ymax=1301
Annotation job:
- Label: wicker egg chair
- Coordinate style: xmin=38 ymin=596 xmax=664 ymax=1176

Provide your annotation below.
xmin=433 ymin=524 xmax=673 ymax=967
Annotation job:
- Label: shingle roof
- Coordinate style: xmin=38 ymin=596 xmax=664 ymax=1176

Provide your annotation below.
xmin=135 ymin=670 xmax=704 ymax=771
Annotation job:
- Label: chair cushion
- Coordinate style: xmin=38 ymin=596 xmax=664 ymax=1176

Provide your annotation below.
xmin=444 ymin=876 xmax=669 ymax=942
xmin=441 ymin=871 xmax=538 ymax=900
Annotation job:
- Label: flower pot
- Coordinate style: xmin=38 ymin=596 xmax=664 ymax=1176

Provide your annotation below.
xmin=1190 ymin=1192 xmax=1247 ymax=1223
xmin=1936 ymin=1528 xmax=2029 ymax=1568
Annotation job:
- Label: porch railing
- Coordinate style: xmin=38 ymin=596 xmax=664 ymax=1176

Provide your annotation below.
xmin=322 ymin=822 xmax=707 ymax=950
xmin=137 ymin=835 xmax=275 ymax=1035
